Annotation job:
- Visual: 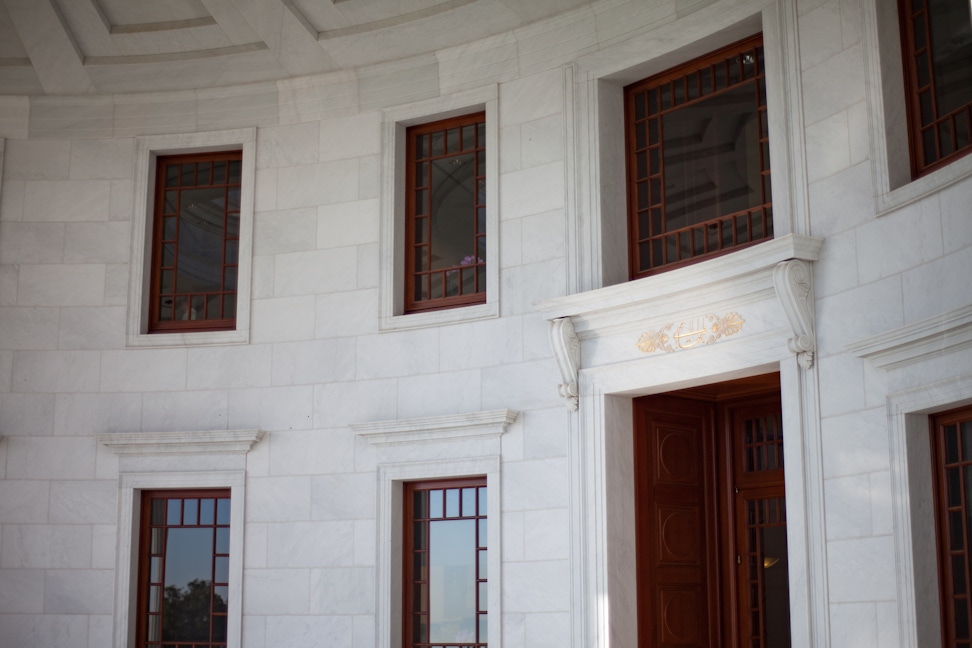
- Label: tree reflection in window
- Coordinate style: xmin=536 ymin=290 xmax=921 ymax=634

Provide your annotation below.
xmin=138 ymin=491 xmax=230 ymax=648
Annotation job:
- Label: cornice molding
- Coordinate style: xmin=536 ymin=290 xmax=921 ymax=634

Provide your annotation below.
xmin=98 ymin=429 xmax=266 ymax=456
xmin=538 ymin=234 xmax=823 ymax=333
xmin=352 ymin=409 xmax=518 ymax=446
xmin=847 ymin=304 xmax=972 ymax=370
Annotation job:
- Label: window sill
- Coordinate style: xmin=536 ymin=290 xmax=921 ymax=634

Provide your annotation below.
xmin=876 ymin=151 xmax=972 ymax=217
xmin=126 ymin=327 xmax=249 ymax=348
xmin=379 ymin=299 xmax=499 ymax=332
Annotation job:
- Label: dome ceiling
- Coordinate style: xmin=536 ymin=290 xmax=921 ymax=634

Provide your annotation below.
xmin=0 ymin=0 xmax=593 ymax=96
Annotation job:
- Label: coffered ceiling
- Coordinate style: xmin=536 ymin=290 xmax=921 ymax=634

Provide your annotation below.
xmin=0 ymin=0 xmax=592 ymax=96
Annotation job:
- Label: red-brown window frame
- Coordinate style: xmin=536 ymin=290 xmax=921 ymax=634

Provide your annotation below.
xmin=149 ymin=152 xmax=242 ymax=333
xmin=898 ymin=0 xmax=972 ymax=178
xmin=403 ymin=477 xmax=488 ymax=648
xmin=624 ymin=35 xmax=773 ymax=280
xmin=404 ymin=113 xmax=487 ymax=314
xmin=931 ymin=405 xmax=972 ymax=648
xmin=135 ymin=488 xmax=231 ymax=648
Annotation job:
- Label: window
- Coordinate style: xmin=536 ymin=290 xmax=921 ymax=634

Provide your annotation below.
xmin=899 ymin=0 xmax=972 ymax=177
xmin=625 ymin=35 xmax=772 ymax=279
xmin=136 ymin=489 xmax=232 ymax=648
xmin=127 ymin=129 xmax=254 ymax=347
xmin=932 ymin=406 xmax=972 ymax=647
xmin=405 ymin=113 xmax=487 ymax=313
xmin=150 ymin=152 xmax=242 ymax=332
xmin=403 ymin=478 xmax=488 ymax=648
xmin=378 ymin=86 xmax=498 ymax=330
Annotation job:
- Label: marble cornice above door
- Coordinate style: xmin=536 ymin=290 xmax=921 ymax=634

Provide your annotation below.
xmin=540 ymin=234 xmax=823 ymax=409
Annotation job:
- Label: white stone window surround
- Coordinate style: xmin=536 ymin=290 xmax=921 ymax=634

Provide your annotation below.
xmin=540 ymin=230 xmax=829 ymax=648
xmin=99 ymin=429 xmax=265 ymax=648
xmin=564 ymin=0 xmax=810 ymax=294
xmin=353 ymin=409 xmax=516 ymax=648
xmin=860 ymin=0 xmax=972 ymax=216
xmin=378 ymin=84 xmax=499 ymax=331
xmin=849 ymin=305 xmax=972 ymax=648
xmin=127 ymin=128 xmax=256 ymax=347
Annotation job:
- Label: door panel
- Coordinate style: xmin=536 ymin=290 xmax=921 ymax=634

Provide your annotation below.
xmin=635 ymin=378 xmax=788 ymax=648
xmin=635 ymin=398 xmax=719 ymax=648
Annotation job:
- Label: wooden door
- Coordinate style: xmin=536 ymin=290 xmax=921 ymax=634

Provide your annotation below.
xmin=635 ymin=378 xmax=789 ymax=648
xmin=634 ymin=396 xmax=720 ymax=648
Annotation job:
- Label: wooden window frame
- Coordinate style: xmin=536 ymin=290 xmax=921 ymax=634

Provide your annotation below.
xmin=404 ymin=113 xmax=487 ymax=314
xmin=149 ymin=152 xmax=242 ymax=333
xmin=624 ymin=35 xmax=772 ymax=280
xmin=931 ymin=405 xmax=972 ymax=648
xmin=403 ymin=476 xmax=488 ymax=648
xmin=135 ymin=488 xmax=232 ymax=648
xmin=898 ymin=0 xmax=972 ymax=178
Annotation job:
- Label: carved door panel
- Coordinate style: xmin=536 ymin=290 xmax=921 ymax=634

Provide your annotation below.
xmin=634 ymin=397 xmax=720 ymax=648
xmin=635 ymin=381 xmax=789 ymax=648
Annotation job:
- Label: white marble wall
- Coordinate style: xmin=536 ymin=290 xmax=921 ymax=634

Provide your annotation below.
xmin=0 ymin=0 xmax=970 ymax=647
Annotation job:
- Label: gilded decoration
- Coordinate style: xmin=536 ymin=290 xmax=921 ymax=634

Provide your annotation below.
xmin=637 ymin=312 xmax=745 ymax=353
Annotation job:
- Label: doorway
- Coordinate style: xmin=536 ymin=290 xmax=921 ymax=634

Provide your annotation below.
xmin=634 ymin=373 xmax=790 ymax=648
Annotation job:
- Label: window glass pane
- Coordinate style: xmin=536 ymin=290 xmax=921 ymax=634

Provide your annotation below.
xmin=176 ymin=188 xmax=225 ymax=293
xmin=167 ymin=499 xmax=181 ymax=525
xmin=215 ymin=556 xmax=229 ymax=584
xmin=224 ymin=267 xmax=238 ymax=292
xmin=430 ymin=490 xmax=443 ymax=519
xmin=429 ymin=153 xmax=476 ymax=271
xmin=216 ymin=527 xmax=230 ymax=555
xmin=222 ymin=294 xmax=237 ymax=320
xmin=183 ymin=499 xmax=198 ymax=525
xmin=446 ymin=127 xmax=460 ymax=154
xmin=429 ymin=519 xmax=477 ymax=644
xmin=217 ymin=498 xmax=231 ymax=525
xmin=661 ymin=83 xmax=762 ymax=232
xmin=197 ymin=162 xmax=211 ymax=185
xmin=163 ymin=528 xmax=214 ymax=642
xmin=152 ymin=499 xmax=166 ymax=525
xmin=213 ymin=614 xmax=228 ymax=642
xmin=927 ymin=0 xmax=972 ymax=117
xmin=478 ymin=518 xmax=488 ymax=548
xmin=445 ymin=489 xmax=460 ymax=517
xmin=180 ymin=164 xmax=194 ymax=186
xmin=199 ymin=499 xmax=216 ymax=524
xmin=213 ymin=586 xmax=228 ymax=613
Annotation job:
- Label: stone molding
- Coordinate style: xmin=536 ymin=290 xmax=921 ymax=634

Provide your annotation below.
xmin=98 ymin=429 xmax=266 ymax=455
xmin=847 ymin=304 xmax=972 ymax=369
xmin=540 ymin=234 xmax=822 ymax=335
xmin=549 ymin=317 xmax=580 ymax=411
xmin=540 ymin=234 xmax=823 ymax=405
xmin=773 ymin=258 xmax=816 ymax=369
xmin=352 ymin=409 xmax=518 ymax=446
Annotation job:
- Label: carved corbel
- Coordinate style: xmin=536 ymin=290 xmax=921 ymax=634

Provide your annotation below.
xmin=549 ymin=316 xmax=580 ymax=411
xmin=773 ymin=259 xmax=816 ymax=369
